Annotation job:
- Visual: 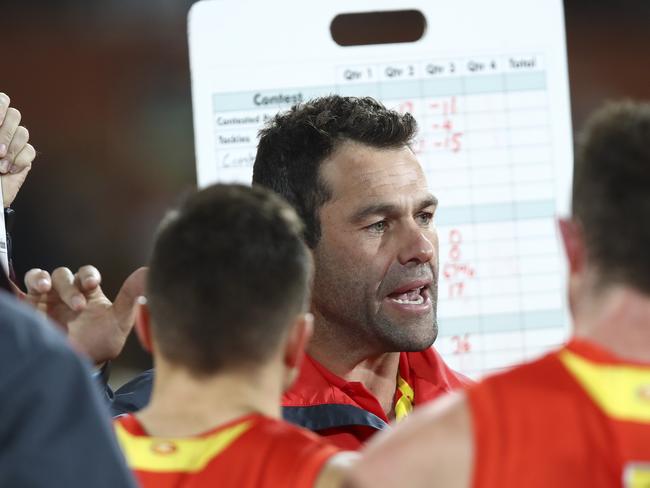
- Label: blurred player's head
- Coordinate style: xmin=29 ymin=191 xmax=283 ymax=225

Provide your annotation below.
xmin=140 ymin=184 xmax=313 ymax=385
xmin=560 ymin=101 xmax=650 ymax=309
xmin=253 ymin=95 xmax=438 ymax=359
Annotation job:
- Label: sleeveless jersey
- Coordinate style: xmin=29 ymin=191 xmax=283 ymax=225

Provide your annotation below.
xmin=115 ymin=413 xmax=340 ymax=487
xmin=468 ymin=339 xmax=650 ymax=488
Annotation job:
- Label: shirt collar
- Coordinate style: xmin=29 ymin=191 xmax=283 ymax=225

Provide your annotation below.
xmin=283 ymin=347 xmax=470 ymax=422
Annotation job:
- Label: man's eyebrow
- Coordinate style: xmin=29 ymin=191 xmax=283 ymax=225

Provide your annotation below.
xmin=350 ymin=194 xmax=438 ymax=224
xmin=350 ymin=203 xmax=400 ymax=224
xmin=417 ymin=195 xmax=439 ymax=210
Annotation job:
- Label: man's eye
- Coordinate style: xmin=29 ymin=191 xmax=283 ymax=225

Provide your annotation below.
xmin=416 ymin=212 xmax=433 ymax=226
xmin=367 ymin=220 xmax=388 ymax=233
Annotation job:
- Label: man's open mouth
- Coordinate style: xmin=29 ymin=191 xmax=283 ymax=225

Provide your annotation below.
xmin=387 ymin=284 xmax=430 ymax=305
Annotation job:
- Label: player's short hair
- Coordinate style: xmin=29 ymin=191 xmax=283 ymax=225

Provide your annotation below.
xmin=252 ymin=95 xmax=417 ymax=247
xmin=573 ymin=100 xmax=650 ymax=293
xmin=147 ymin=184 xmax=312 ymax=375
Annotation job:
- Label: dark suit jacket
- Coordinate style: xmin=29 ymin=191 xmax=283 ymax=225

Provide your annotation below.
xmin=0 ymin=291 xmax=137 ymax=488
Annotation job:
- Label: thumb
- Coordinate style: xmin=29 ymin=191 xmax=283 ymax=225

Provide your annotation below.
xmin=113 ymin=267 xmax=148 ymax=333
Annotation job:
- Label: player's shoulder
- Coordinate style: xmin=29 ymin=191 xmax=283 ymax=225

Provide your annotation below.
xmin=467 ymin=347 xmax=577 ymax=419
xmin=477 ymin=348 xmax=568 ymax=392
xmin=347 ymin=392 xmax=472 ymax=488
xmin=254 ymin=415 xmax=335 ymax=448
xmin=249 ymin=415 xmax=341 ymax=467
xmin=247 ymin=416 xmax=342 ymax=488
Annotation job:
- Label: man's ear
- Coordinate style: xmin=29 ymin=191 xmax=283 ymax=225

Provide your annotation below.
xmin=282 ymin=313 xmax=314 ymax=388
xmin=558 ymin=217 xmax=585 ymax=275
xmin=134 ymin=297 xmax=154 ymax=353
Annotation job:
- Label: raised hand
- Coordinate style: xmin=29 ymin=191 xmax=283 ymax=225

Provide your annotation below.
xmin=23 ymin=265 xmax=147 ymax=364
xmin=0 ymin=93 xmax=36 ymax=207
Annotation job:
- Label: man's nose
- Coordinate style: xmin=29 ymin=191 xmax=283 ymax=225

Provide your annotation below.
xmin=397 ymin=226 xmax=435 ymax=266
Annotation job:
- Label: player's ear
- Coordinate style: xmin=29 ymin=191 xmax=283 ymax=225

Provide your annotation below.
xmin=282 ymin=312 xmax=313 ymax=390
xmin=134 ymin=296 xmax=154 ymax=353
xmin=558 ymin=217 xmax=585 ymax=274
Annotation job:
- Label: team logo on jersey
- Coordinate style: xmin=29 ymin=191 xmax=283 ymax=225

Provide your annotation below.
xmin=150 ymin=440 xmax=178 ymax=455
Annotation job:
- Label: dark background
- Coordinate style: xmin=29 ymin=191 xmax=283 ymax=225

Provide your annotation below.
xmin=2 ymin=0 xmax=649 ymax=378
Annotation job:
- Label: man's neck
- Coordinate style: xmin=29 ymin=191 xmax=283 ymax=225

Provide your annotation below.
xmin=574 ymin=284 xmax=650 ymax=363
xmin=136 ymin=361 xmax=282 ymax=437
xmin=308 ymin=323 xmax=401 ymax=418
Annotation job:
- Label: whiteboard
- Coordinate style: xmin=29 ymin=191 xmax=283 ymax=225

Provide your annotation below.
xmin=188 ymin=0 xmax=573 ymax=379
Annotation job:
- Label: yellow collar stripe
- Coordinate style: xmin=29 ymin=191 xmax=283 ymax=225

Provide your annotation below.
xmin=115 ymin=420 xmax=253 ymax=473
xmin=559 ymin=350 xmax=650 ymax=423
xmin=395 ymin=375 xmax=415 ymax=422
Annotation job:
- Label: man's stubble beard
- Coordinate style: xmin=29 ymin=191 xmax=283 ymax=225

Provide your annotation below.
xmin=372 ymin=266 xmax=439 ymax=352
xmin=311 ymin=249 xmax=439 ymax=355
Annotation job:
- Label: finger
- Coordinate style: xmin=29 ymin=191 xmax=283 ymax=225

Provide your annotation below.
xmin=2 ymin=126 xmax=29 ymax=173
xmin=51 ymin=266 xmax=87 ymax=311
xmin=24 ymin=268 xmax=52 ymax=305
xmin=0 ymin=107 xmax=21 ymax=149
xmin=10 ymin=143 xmax=35 ymax=175
xmin=0 ymin=107 xmax=20 ymax=165
xmin=74 ymin=265 xmax=102 ymax=293
xmin=0 ymin=93 xmax=10 ymax=135
xmin=113 ymin=267 xmax=148 ymax=332
xmin=25 ymin=268 xmax=52 ymax=293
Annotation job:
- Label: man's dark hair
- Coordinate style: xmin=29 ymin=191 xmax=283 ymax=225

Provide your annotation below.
xmin=252 ymin=95 xmax=417 ymax=247
xmin=147 ymin=184 xmax=311 ymax=375
xmin=573 ymin=100 xmax=650 ymax=293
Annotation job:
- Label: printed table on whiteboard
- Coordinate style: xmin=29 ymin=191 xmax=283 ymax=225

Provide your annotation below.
xmin=189 ymin=0 xmax=574 ymax=379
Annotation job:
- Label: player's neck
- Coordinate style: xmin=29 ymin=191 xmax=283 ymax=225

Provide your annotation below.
xmin=574 ymin=284 xmax=650 ymax=363
xmin=136 ymin=361 xmax=282 ymax=437
xmin=308 ymin=321 xmax=400 ymax=416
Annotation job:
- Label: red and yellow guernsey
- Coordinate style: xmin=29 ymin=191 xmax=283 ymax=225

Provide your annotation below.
xmin=114 ymin=413 xmax=340 ymax=488
xmin=468 ymin=339 xmax=650 ymax=488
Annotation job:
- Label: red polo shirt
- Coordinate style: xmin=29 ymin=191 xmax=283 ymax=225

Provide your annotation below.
xmin=282 ymin=347 xmax=471 ymax=450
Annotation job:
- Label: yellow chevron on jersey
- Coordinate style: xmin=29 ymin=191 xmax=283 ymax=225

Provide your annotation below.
xmin=624 ymin=462 xmax=650 ymax=488
xmin=559 ymin=350 xmax=650 ymax=423
xmin=115 ymin=419 xmax=252 ymax=473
